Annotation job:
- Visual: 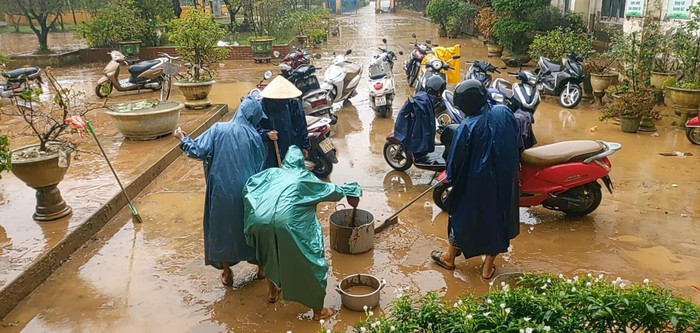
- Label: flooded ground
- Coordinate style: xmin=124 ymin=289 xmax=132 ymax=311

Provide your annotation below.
xmin=0 ymin=32 xmax=86 ymax=55
xmin=1 ymin=3 xmax=699 ymax=332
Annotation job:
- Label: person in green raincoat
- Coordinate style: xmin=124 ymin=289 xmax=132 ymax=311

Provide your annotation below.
xmin=243 ymin=145 xmax=362 ymax=321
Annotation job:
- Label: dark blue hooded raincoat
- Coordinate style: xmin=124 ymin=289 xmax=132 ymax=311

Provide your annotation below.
xmin=179 ymin=96 xmax=266 ymax=269
xmin=393 ymin=92 xmax=436 ymax=154
xmin=446 ymin=103 xmax=520 ymax=258
xmin=258 ymin=98 xmax=310 ymax=169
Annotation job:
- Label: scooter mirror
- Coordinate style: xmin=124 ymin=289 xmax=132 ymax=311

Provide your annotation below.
xmin=398 ymin=51 xmax=404 ymax=55
xmin=425 ymin=39 xmax=432 ymax=44
xmin=452 ymin=55 xmax=461 ymax=59
xmin=411 ymin=33 xmax=416 ymax=38
xmin=263 ymin=70 xmax=273 ymax=80
xmin=313 ymin=53 xmax=322 ymax=59
xmin=345 ymin=49 xmax=352 ymax=55
xmin=382 ymin=38 xmax=387 ymax=44
xmin=273 ymin=50 xmax=280 ymax=58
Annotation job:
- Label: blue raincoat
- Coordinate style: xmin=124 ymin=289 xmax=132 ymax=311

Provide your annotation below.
xmin=513 ymin=109 xmax=537 ymax=153
xmin=243 ymin=146 xmax=361 ymax=310
xmin=179 ymin=96 xmax=266 ymax=269
xmin=445 ymin=103 xmax=520 ymax=259
xmin=393 ymin=92 xmax=436 ymax=154
xmin=258 ymin=98 xmax=310 ymax=169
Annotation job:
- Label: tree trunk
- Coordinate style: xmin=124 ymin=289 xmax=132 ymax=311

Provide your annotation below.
xmin=172 ymin=0 xmax=182 ymax=17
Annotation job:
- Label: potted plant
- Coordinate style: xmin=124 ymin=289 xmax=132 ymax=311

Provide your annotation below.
xmin=0 ymin=68 xmax=97 ymax=221
xmin=168 ymin=10 xmax=229 ymax=109
xmin=650 ymin=31 xmax=678 ymax=91
xmin=599 ymin=90 xmax=660 ymax=133
xmin=493 ymin=18 xmax=535 ymax=67
xmin=585 ymin=53 xmax=617 ymax=101
xmin=667 ymin=4 xmax=700 ymax=125
xmin=248 ymin=0 xmax=278 ymax=62
xmin=476 ymin=6 xmax=502 ymax=56
xmin=76 ymin=1 xmax=148 ymax=59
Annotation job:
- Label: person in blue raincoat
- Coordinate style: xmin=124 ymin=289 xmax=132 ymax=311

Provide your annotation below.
xmin=393 ymin=76 xmax=445 ymax=163
xmin=243 ymin=146 xmax=361 ymax=321
xmin=257 ymin=75 xmax=311 ymax=168
xmin=173 ymin=96 xmax=266 ymax=286
xmin=430 ymin=80 xmax=520 ymax=280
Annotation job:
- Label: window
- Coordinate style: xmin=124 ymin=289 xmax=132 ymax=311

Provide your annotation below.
xmin=601 ymin=0 xmax=626 ymax=19
xmin=564 ymin=0 xmax=571 ymax=13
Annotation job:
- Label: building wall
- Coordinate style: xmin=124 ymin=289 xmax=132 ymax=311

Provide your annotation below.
xmin=622 ymin=0 xmax=695 ymax=33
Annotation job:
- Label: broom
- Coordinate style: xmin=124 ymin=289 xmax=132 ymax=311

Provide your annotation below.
xmin=375 ymin=171 xmax=446 ymax=233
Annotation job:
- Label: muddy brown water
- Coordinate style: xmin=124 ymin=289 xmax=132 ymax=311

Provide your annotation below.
xmin=0 ymin=4 xmax=699 ymax=333
xmin=0 ymin=32 xmax=86 ymax=55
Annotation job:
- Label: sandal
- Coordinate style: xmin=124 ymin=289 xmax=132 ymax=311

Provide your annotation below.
xmin=480 ymin=263 xmax=496 ymax=280
xmin=268 ymin=287 xmax=282 ymax=303
xmin=221 ymin=271 xmax=233 ymax=287
xmin=430 ymin=250 xmax=456 ymax=270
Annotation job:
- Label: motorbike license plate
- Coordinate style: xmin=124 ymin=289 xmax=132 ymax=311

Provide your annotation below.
xmin=375 ymin=95 xmax=387 ymax=106
xmin=319 ymin=138 xmax=335 ymax=154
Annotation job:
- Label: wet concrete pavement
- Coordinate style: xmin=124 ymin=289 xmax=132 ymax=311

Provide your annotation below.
xmin=1 ymin=4 xmax=700 ymax=332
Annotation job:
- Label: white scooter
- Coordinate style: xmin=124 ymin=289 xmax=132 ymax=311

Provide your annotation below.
xmin=322 ymin=49 xmax=363 ymax=104
xmin=369 ymin=38 xmax=403 ymax=118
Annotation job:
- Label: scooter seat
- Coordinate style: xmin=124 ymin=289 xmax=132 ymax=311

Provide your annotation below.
xmin=493 ymin=80 xmax=514 ymax=98
xmin=3 ymin=66 xmax=40 ymax=80
xmin=540 ymin=57 xmax=561 ymax=73
xmin=128 ymin=60 xmax=160 ymax=77
xmin=414 ymin=147 xmax=446 ymax=167
xmin=342 ymin=62 xmax=362 ymax=75
xmin=370 ymin=73 xmax=386 ymax=80
xmin=521 ymin=140 xmax=605 ymax=167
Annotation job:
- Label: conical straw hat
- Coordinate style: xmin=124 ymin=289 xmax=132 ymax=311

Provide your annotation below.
xmin=260 ymin=75 xmax=302 ymax=99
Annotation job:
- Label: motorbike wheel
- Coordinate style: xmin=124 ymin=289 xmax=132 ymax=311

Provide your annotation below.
xmin=95 ymin=82 xmax=113 ymax=98
xmin=383 ymin=140 xmax=413 ymax=171
xmin=379 ymin=105 xmax=388 ymax=118
xmin=686 ymin=127 xmax=700 ymax=145
xmin=408 ymin=64 xmax=419 ymax=87
xmin=311 ymin=154 xmax=333 ymax=178
xmin=559 ymin=182 xmax=602 ymax=217
xmin=432 ymin=182 xmax=451 ymax=212
xmin=559 ymin=84 xmax=582 ymax=108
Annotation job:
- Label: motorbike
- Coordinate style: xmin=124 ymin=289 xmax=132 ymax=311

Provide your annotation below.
xmin=465 ymin=60 xmax=506 ymax=88
xmin=369 ymin=38 xmax=403 ymax=118
xmin=404 ymin=33 xmax=433 ymax=87
xmin=433 ymin=139 xmax=622 ymax=217
xmin=276 ymin=53 xmax=336 ymax=124
xmin=245 ymin=71 xmax=338 ymax=178
xmin=0 ymin=64 xmax=43 ymax=98
xmin=95 ymin=50 xmax=178 ymax=100
xmin=414 ymin=56 xmax=460 ymax=94
xmin=534 ymin=51 xmax=585 ymax=109
xmin=280 ymin=47 xmax=313 ymax=69
xmin=322 ymin=49 xmax=363 ymax=104
xmin=490 ymin=70 xmax=542 ymax=116
xmin=686 ymin=114 xmax=700 ymax=145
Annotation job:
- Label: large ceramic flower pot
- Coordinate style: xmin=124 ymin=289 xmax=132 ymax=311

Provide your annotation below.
xmin=116 ymin=40 xmax=142 ymax=59
xmin=106 ymin=100 xmax=183 ymax=140
xmin=174 ymin=80 xmax=215 ymax=109
xmin=249 ymin=37 xmax=275 ymax=63
xmin=590 ymin=73 xmax=617 ymax=93
xmin=650 ymin=71 xmax=677 ymax=90
xmin=10 ymin=142 xmax=73 ymax=221
xmin=485 ymin=42 xmax=503 ymax=58
xmin=620 ymin=116 xmax=641 ymax=133
xmin=667 ymin=86 xmax=700 ymax=126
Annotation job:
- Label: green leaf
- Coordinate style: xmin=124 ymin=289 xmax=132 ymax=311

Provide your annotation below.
xmin=646 ymin=303 xmax=656 ymax=314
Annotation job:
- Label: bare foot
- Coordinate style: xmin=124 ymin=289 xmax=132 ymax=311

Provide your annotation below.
xmin=266 ymin=279 xmax=281 ymax=303
xmin=312 ymin=307 xmax=338 ymax=321
xmin=221 ymin=267 xmax=233 ymax=287
xmin=256 ymin=266 xmax=265 ymax=280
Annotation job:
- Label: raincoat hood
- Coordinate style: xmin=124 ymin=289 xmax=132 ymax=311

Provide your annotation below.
xmin=234 ymin=96 xmax=266 ymax=126
xmin=282 ymin=145 xmax=305 ymax=170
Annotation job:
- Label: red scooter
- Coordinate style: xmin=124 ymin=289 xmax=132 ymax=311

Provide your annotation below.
xmin=686 ymin=115 xmax=700 ymax=145
xmin=433 ymin=140 xmax=622 ymax=217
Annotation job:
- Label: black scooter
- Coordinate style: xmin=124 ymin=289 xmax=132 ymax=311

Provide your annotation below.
xmin=465 ymin=60 xmax=506 ymax=88
xmin=0 ymin=64 xmax=42 ymax=98
xmin=535 ymin=51 xmax=585 ymax=108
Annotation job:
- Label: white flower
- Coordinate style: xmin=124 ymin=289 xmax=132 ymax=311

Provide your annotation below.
xmin=546 ymin=278 xmax=551 ymax=283
xmin=458 ymin=299 xmax=463 ymax=305
xmin=612 ymin=280 xmax=618 ymax=286
xmin=371 ymin=322 xmax=377 ymax=328
xmin=390 ymin=326 xmax=396 ymax=331
xmin=486 ymin=298 xmax=493 ymax=304
xmin=501 ymin=282 xmax=506 ymax=287
xmin=587 ymin=273 xmax=592 ymax=277
xmin=369 ymin=311 xmax=374 ymax=316
xmin=363 ymin=305 xmax=368 ymax=311
xmin=505 ymin=308 xmax=511 ymax=314
xmin=620 ymin=283 xmax=626 ymax=289
xmin=524 ymin=317 xmax=531 ymax=322
xmin=558 ymin=274 xmax=564 ymax=278
xmin=586 ymin=282 xmax=592 ymax=287
xmin=526 ymin=328 xmax=533 ymax=333
xmin=615 ymin=277 xmax=622 ymax=283
xmin=326 ymin=330 xmax=331 ymax=333
xmin=598 ymin=274 xmax=604 ymax=280
xmin=643 ymin=278 xmax=650 ymax=284
xmin=453 ymin=302 xmax=459 ymax=308
xmin=503 ymin=284 xmax=510 ymax=291
xmin=484 ymin=312 xmax=491 ymax=317
xmin=500 ymin=303 xmax=506 ymax=309
xmin=573 ymin=276 xmax=579 ymax=282
xmin=540 ymin=283 xmax=548 ymax=290
xmin=520 ymin=330 xmax=525 ymax=333
xmin=544 ymin=326 xmax=551 ymax=332
xmin=375 ymin=321 xmax=381 ymax=327
xmin=467 ymin=314 xmax=473 ymax=319
xmin=360 ymin=328 xmax=367 ymax=333
xmin=320 ymin=320 xmax=325 ymax=325
xmin=571 ymin=287 xmax=577 ymax=292
xmin=489 ymin=281 xmax=494 ymax=286
xmin=566 ymin=279 xmax=573 ymax=284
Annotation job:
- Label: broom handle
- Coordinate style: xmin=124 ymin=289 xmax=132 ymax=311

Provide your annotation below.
xmin=87 ymin=121 xmax=135 ymax=206
xmin=385 ymin=180 xmax=444 ymax=221
xmin=273 ymin=139 xmax=282 ymax=167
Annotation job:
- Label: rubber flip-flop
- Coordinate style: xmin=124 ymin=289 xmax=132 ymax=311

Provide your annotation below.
xmin=480 ymin=263 xmax=496 ymax=280
xmin=221 ymin=272 xmax=234 ymax=287
xmin=268 ymin=287 xmax=282 ymax=303
xmin=430 ymin=250 xmax=456 ymax=270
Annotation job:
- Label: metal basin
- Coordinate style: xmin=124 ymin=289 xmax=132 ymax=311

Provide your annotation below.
xmin=329 ymin=207 xmax=374 ymax=254
xmin=335 ymin=274 xmax=385 ymax=311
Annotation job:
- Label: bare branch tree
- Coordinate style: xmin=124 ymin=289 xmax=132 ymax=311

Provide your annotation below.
xmin=9 ymin=0 xmax=64 ymax=54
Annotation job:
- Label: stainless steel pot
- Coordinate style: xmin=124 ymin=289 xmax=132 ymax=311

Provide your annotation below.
xmin=335 ymin=274 xmax=385 ymax=311
xmin=329 ymin=205 xmax=375 ymax=254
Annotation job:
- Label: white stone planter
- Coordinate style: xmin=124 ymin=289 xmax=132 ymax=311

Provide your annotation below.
xmin=106 ymin=100 xmax=183 ymax=141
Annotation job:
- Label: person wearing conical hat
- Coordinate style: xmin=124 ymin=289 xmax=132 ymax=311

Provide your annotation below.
xmin=257 ymin=75 xmax=311 ymax=169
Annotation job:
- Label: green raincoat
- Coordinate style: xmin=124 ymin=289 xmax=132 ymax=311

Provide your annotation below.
xmin=243 ymin=146 xmax=361 ymax=310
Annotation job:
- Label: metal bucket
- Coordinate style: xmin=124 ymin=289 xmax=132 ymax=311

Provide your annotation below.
xmin=335 ymin=274 xmax=385 ymax=311
xmin=329 ymin=206 xmax=374 ymax=254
